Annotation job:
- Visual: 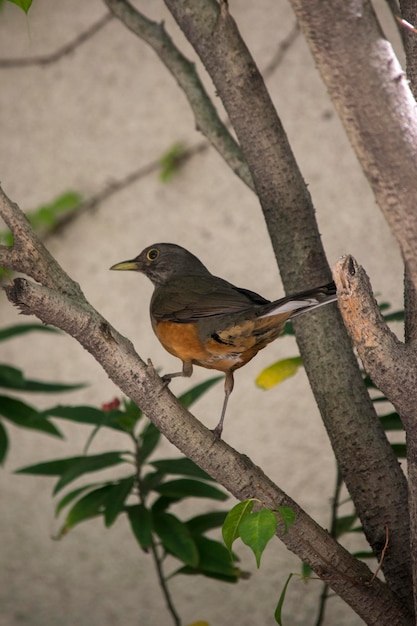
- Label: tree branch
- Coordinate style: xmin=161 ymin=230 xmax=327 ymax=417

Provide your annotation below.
xmin=0 ymin=13 xmax=113 ymax=68
xmin=0 ymin=187 xmax=413 ymax=625
xmin=334 ymin=254 xmax=417 ymax=614
xmin=290 ymin=0 xmax=417 ymax=340
xmin=161 ymin=0 xmax=412 ymax=609
xmin=102 ymin=0 xmax=253 ymax=191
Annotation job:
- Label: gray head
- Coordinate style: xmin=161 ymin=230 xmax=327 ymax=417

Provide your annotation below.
xmin=110 ymin=243 xmax=211 ymax=287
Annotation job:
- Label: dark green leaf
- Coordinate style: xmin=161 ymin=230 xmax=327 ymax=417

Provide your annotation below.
xmin=17 ymin=456 xmax=87 ymax=477
xmin=275 ymin=573 xmax=294 ymax=625
xmin=186 ymin=511 xmax=228 ymax=536
xmin=41 ymin=405 xmax=128 ymax=432
xmin=59 ymin=485 xmax=114 ymax=536
xmin=151 ymin=495 xmax=181 ymax=513
xmin=239 ymin=509 xmax=277 ymax=568
xmin=140 ymin=470 xmax=164 ymax=496
xmin=0 ymin=395 xmax=62 ymax=437
xmin=150 ymin=457 xmax=215 ymax=482
xmin=55 ymin=484 xmax=101 ymax=516
xmin=180 ymin=536 xmax=237 ymax=579
xmin=120 ymin=398 xmax=143 ymax=431
xmin=53 ymin=451 xmax=129 ymax=495
xmin=380 ymin=412 xmax=404 ymax=431
xmin=126 ymin=504 xmax=153 ymax=550
xmin=0 ymin=365 xmax=84 ymax=393
xmin=334 ymin=514 xmax=357 ymax=538
xmin=154 ymin=478 xmax=227 ymax=501
xmin=383 ymin=310 xmax=404 ymax=323
xmin=152 ymin=511 xmax=198 ymax=566
xmin=352 ymin=551 xmax=376 ymax=559
xmin=0 ymin=420 xmax=8 ymax=465
xmin=139 ymin=422 xmax=161 ymax=462
xmin=0 ymin=324 xmax=59 ymax=342
xmin=104 ymin=476 xmax=135 ymax=527
xmin=391 ymin=443 xmax=407 ymax=458
xmin=178 ymin=377 xmax=222 ymax=409
xmin=222 ymin=500 xmax=254 ymax=553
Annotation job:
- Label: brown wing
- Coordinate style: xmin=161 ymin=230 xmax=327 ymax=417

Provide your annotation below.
xmin=150 ymin=275 xmax=269 ymax=322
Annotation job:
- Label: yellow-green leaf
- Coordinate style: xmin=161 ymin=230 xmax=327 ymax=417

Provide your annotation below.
xmin=256 ymin=357 xmax=303 ymax=390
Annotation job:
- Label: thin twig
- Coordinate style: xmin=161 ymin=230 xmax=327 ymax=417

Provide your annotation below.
xmin=103 ymin=0 xmax=254 ymax=190
xmin=135 ymin=439 xmax=181 ymax=626
xmin=0 ymin=13 xmax=113 ymax=68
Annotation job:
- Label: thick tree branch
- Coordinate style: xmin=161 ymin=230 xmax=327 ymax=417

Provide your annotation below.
xmin=334 ymin=254 xmax=417 ymax=613
xmin=102 ymin=0 xmax=253 ymax=190
xmin=290 ymin=0 xmax=417 ymax=342
xmin=162 ymin=0 xmax=412 ymax=609
xmin=0 ymin=186 xmax=412 ymax=626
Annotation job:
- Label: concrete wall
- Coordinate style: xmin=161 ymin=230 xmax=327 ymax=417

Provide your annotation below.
xmin=0 ymin=1 xmax=403 ymax=624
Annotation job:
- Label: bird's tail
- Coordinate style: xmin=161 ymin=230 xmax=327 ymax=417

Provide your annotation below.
xmin=259 ymin=281 xmax=337 ymax=319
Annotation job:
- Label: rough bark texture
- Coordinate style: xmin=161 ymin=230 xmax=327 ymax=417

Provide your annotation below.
xmin=0 ymin=187 xmax=412 ymax=625
xmin=334 ymin=255 xmax=417 ymax=613
xmin=162 ymin=0 xmax=412 ymax=611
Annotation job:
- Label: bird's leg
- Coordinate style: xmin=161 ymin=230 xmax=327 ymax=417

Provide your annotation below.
xmin=212 ymin=370 xmax=234 ymax=439
xmin=161 ymin=360 xmax=193 ymax=386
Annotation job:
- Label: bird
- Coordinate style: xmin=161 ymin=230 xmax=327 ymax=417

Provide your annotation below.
xmin=110 ymin=243 xmax=337 ymax=438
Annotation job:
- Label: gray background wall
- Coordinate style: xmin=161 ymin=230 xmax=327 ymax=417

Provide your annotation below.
xmin=0 ymin=1 xmax=403 ymax=625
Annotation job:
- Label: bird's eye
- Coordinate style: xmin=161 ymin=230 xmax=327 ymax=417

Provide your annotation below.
xmin=146 ymin=248 xmax=159 ymax=261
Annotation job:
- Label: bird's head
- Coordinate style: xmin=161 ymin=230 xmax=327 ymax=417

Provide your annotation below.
xmin=110 ymin=242 xmax=210 ymax=287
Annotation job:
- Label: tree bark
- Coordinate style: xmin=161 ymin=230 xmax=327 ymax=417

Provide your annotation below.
xmin=0 ymin=186 xmax=412 ymax=626
xmin=162 ymin=0 xmax=412 ymax=611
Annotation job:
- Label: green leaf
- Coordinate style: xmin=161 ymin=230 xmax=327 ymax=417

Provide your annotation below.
xmin=41 ymin=405 xmax=128 ymax=432
xmin=301 ymin=562 xmax=312 ymax=579
xmin=186 ymin=511 xmax=229 ymax=536
xmin=153 ymin=511 xmax=199 ymax=566
xmin=120 ymin=398 xmax=143 ymax=431
xmin=383 ymin=310 xmax=404 ymax=323
xmin=28 ymin=191 xmax=82 ymax=230
xmin=104 ymin=476 xmax=135 ymax=527
xmin=391 ymin=443 xmax=407 ymax=458
xmin=277 ymin=506 xmax=296 ymax=534
xmin=126 ymin=504 xmax=153 ymax=550
xmin=222 ymin=500 xmax=254 ymax=553
xmin=0 ymin=420 xmax=8 ymax=465
xmin=380 ymin=412 xmax=404 ymax=431
xmin=0 ymin=395 xmax=62 ymax=437
xmin=151 ymin=495 xmax=181 ymax=513
xmin=0 ymin=365 xmax=84 ymax=393
xmin=154 ymin=478 xmax=228 ymax=501
xmin=239 ymin=509 xmax=277 ymax=568
xmin=140 ymin=470 xmax=164 ymax=496
xmin=256 ymin=357 xmax=303 ymax=390
xmin=17 ymin=456 xmax=87 ymax=477
xmin=0 ymin=324 xmax=59 ymax=342
xmin=139 ymin=422 xmax=161 ymax=462
xmin=59 ymin=485 xmax=114 ymax=536
xmin=150 ymin=457 xmax=215 ymax=482
xmin=187 ymin=536 xmax=237 ymax=579
xmin=7 ymin=0 xmax=32 ymax=14
xmin=178 ymin=377 xmax=222 ymax=409
xmin=52 ymin=451 xmax=129 ymax=495
xmin=159 ymin=142 xmax=187 ymax=182
xmin=275 ymin=573 xmax=294 ymax=625
xmin=334 ymin=514 xmax=357 ymax=538
xmin=55 ymin=484 xmax=100 ymax=517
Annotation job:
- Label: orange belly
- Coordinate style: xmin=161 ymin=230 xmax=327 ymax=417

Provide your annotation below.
xmin=152 ymin=318 xmax=284 ymax=373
